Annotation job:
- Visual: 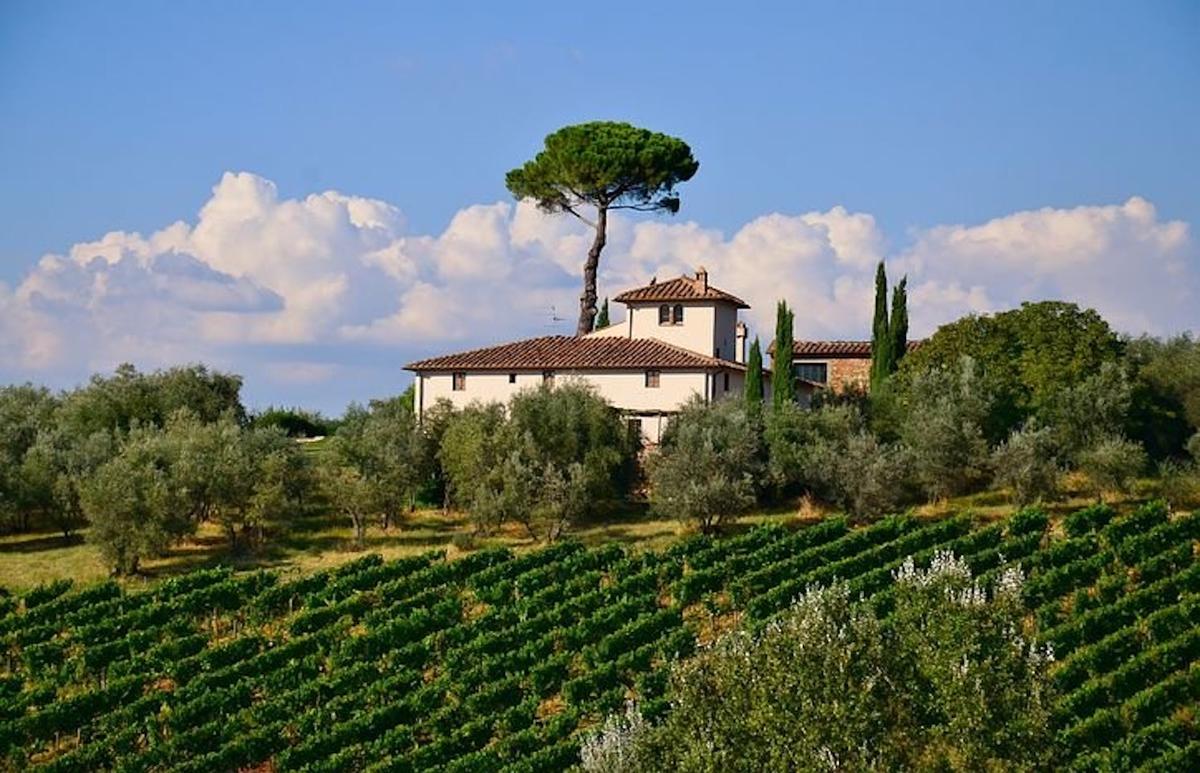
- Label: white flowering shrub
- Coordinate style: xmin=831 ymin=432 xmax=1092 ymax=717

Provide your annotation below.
xmin=591 ymin=553 xmax=1058 ymax=772
xmin=579 ymin=702 xmax=649 ymax=773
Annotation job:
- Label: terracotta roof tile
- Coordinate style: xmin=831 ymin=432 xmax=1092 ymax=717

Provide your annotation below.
xmin=766 ymin=340 xmax=924 ymax=357
xmin=405 ymin=336 xmax=745 ymax=372
xmin=613 ymin=273 xmax=749 ymax=308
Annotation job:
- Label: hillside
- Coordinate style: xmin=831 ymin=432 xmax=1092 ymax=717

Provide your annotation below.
xmin=1 ymin=504 xmax=1198 ymax=771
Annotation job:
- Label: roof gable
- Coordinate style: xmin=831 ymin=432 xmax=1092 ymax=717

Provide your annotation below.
xmin=613 ymin=271 xmax=749 ymax=309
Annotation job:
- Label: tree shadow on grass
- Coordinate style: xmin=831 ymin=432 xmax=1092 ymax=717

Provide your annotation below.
xmin=0 ymin=533 xmax=84 ymax=554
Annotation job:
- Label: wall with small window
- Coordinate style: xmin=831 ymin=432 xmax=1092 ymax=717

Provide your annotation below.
xmin=628 ymin=302 xmax=718 ymax=356
xmin=416 ymin=368 xmax=711 ymax=415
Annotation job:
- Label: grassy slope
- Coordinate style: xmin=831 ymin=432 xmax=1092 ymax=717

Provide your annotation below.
xmin=0 ymin=477 xmax=1167 ymax=593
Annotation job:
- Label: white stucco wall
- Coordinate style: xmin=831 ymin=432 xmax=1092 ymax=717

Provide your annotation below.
xmin=418 ymin=369 xmax=710 ymax=412
xmin=712 ymin=304 xmax=740 ymax=362
xmin=585 ymin=320 xmax=630 ymax=339
xmin=414 ymin=369 xmax=743 ymax=444
xmin=625 ymin=302 xmax=717 ymax=355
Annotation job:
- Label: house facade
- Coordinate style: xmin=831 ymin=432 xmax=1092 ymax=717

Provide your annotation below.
xmin=772 ymin=339 xmax=924 ymax=397
xmin=405 ymin=268 xmax=749 ymax=444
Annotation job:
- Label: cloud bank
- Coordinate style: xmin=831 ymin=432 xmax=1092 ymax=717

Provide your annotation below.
xmin=1 ymin=172 xmax=1194 ymax=410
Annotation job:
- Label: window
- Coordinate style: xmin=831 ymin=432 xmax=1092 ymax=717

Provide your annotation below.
xmin=542 ymin=370 xmax=555 ymax=385
xmin=723 ymin=372 xmax=730 ymax=391
xmin=452 ymin=372 xmax=466 ymax=391
xmin=794 ymin=362 xmax=828 ymax=384
xmin=645 ymin=370 xmax=661 ymax=388
xmin=658 ymin=304 xmax=685 ymax=326
xmin=508 ymin=373 xmax=517 ymax=384
xmin=627 ymin=418 xmax=643 ymax=440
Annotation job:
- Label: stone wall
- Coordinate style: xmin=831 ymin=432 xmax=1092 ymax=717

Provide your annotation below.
xmin=829 ymin=357 xmax=871 ymax=391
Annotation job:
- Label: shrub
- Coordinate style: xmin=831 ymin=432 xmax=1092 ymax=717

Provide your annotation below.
xmin=1156 ymin=459 xmax=1200 ymax=512
xmin=582 ymin=555 xmax=1058 ymax=772
xmin=1077 ymin=435 xmax=1147 ymax=501
xmin=991 ymin=421 xmax=1062 ymax=506
xmin=898 ymin=356 xmax=993 ymax=501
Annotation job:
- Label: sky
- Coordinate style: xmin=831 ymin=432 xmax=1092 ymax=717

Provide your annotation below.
xmin=1 ymin=1 xmax=1198 ymax=413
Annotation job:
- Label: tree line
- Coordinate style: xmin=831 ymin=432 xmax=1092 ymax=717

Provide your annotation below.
xmin=3 ymin=291 xmax=1198 ymax=571
xmin=656 ymin=273 xmax=1200 ymax=532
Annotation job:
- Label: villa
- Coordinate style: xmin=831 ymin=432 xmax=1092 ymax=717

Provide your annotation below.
xmin=405 ymin=268 xmax=750 ymax=444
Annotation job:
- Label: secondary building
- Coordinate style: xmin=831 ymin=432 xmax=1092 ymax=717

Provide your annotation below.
xmin=405 ymin=268 xmax=749 ymax=444
xmin=770 ymin=339 xmax=925 ymax=400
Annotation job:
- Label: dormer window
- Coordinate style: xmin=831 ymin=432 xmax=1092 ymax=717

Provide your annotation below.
xmin=658 ymin=304 xmax=684 ymax=326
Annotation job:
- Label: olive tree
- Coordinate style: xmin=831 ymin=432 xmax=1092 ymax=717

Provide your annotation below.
xmin=1077 ymin=434 xmax=1147 ymax=502
xmin=898 ymin=357 xmax=993 ymax=501
xmin=438 ymin=402 xmax=509 ymax=517
xmin=990 ymin=422 xmax=1061 ymax=506
xmin=0 ymin=384 xmax=59 ymax=532
xmin=648 ymin=397 xmax=763 ymax=534
xmin=18 ymin=428 xmax=114 ymax=538
xmin=78 ymin=426 xmax=193 ymax=575
xmin=448 ymin=384 xmax=633 ymax=541
xmin=506 ymin=122 xmax=698 ymax=335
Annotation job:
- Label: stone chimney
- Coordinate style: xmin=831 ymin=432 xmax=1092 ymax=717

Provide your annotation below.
xmin=695 ymin=266 xmax=708 ymax=293
xmin=735 ymin=321 xmax=747 ymax=363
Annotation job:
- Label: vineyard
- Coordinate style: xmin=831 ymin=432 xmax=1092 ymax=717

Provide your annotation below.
xmin=1 ymin=503 xmax=1197 ymax=772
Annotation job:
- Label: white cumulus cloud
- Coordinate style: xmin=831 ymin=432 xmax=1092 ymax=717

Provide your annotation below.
xmin=0 ymin=172 xmax=1194 ymax=411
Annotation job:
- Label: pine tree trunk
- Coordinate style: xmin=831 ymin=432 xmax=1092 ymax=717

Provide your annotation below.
xmin=576 ymin=207 xmax=607 ymax=336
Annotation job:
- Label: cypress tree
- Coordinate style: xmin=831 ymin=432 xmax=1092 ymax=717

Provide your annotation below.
xmin=870 ymin=261 xmax=892 ymax=394
xmin=745 ymin=337 xmax=764 ymax=412
xmin=595 ymin=298 xmax=610 ymax=329
xmin=771 ymin=301 xmax=795 ymax=410
xmin=889 ymin=276 xmax=908 ymax=370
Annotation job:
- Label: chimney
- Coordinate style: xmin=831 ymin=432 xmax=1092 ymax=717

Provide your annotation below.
xmin=735 ymin=321 xmax=747 ymax=363
xmin=695 ymin=265 xmax=708 ymax=293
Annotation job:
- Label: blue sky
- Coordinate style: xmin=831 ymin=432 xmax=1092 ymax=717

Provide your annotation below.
xmin=1 ymin=1 xmax=1198 ymax=412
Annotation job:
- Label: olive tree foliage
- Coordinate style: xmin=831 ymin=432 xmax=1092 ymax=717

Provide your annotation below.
xmin=1045 ymin=361 xmax=1134 ymax=463
xmin=898 ymin=357 xmax=994 ymax=501
xmin=989 ymin=422 xmax=1061 ymax=506
xmin=506 ymin=121 xmax=698 ymax=335
xmin=765 ymin=403 xmax=909 ymax=520
xmin=647 ymin=397 xmax=763 ymax=534
xmin=166 ymin=411 xmax=304 ymax=550
xmin=438 ymin=402 xmax=509 ymax=513
xmin=1156 ymin=458 xmax=1200 ymax=512
xmin=1077 ymin=434 xmax=1148 ymax=502
xmin=440 ymin=384 xmax=634 ymax=541
xmin=56 ymin=363 xmax=245 ymax=436
xmin=78 ymin=426 xmax=194 ymax=575
xmin=0 ymin=385 xmax=61 ymax=531
xmin=337 ymin=396 xmax=428 ymax=528
xmin=582 ymin=554 xmax=1057 ymax=773
xmin=322 ymin=396 xmax=431 ymax=545
xmin=18 ymin=428 xmax=114 ymax=538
